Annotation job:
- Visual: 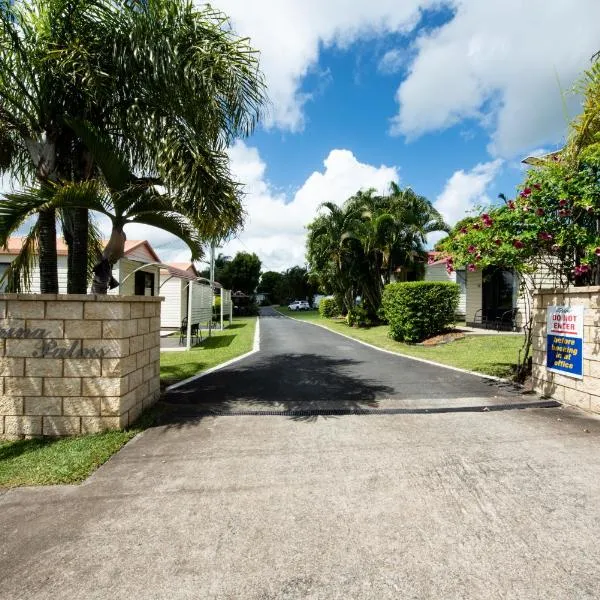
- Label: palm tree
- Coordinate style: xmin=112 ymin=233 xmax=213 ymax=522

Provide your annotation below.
xmin=0 ymin=0 xmax=265 ymax=292
xmin=307 ymin=201 xmax=363 ymax=313
xmin=0 ymin=121 xmax=203 ymax=293
xmin=307 ymin=183 xmax=449 ymax=318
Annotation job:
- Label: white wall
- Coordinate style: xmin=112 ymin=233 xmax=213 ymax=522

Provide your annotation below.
xmin=159 ymin=275 xmax=185 ymax=328
xmin=465 ymin=269 xmax=483 ymax=323
xmin=111 ymin=258 xmax=160 ymax=296
xmin=0 ymin=254 xmax=69 ymax=293
xmin=424 ymin=264 xmax=466 ymax=316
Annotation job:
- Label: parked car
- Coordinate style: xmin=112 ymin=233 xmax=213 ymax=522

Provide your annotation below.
xmin=288 ymin=300 xmax=310 ymax=311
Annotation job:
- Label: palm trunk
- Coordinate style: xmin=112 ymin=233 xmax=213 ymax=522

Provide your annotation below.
xmin=38 ymin=209 xmax=58 ymax=293
xmin=67 ymin=208 xmax=89 ymax=293
xmin=91 ymin=227 xmax=125 ymax=295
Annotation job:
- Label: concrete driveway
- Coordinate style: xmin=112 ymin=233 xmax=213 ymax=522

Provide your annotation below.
xmin=1 ymin=308 xmax=600 ymax=599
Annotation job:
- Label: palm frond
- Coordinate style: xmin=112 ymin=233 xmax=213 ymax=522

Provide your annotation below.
xmin=127 ymin=212 xmax=204 ymax=261
xmin=0 ymin=220 xmax=39 ymax=293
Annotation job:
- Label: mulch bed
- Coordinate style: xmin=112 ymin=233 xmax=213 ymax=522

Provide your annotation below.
xmin=418 ymin=330 xmax=466 ymax=346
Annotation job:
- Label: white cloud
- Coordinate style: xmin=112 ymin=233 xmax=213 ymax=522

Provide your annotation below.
xmin=392 ymin=0 xmax=600 ymax=156
xmin=211 ymin=0 xmax=429 ymax=131
xmin=97 ymin=143 xmax=397 ymax=271
xmin=427 ymin=158 xmax=502 ymax=247
xmin=428 ymin=158 xmax=503 ymax=247
xmin=209 ymin=0 xmax=600 ymax=156
xmin=378 ymin=48 xmax=407 ymax=74
xmin=219 ymin=141 xmax=399 ymax=271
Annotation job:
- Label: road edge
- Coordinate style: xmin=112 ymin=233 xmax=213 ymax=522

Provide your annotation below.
xmin=165 ymin=316 xmax=261 ymax=391
xmin=275 ymin=309 xmax=520 ymax=386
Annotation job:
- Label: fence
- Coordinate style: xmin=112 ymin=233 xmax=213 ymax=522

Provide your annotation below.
xmin=220 ymin=289 xmax=233 ymax=330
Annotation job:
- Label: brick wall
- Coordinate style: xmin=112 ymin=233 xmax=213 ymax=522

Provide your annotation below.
xmin=0 ymin=294 xmax=162 ymax=438
xmin=532 ymin=286 xmax=600 ymax=413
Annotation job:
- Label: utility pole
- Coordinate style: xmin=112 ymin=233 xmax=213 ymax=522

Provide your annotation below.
xmin=209 ymin=243 xmax=215 ymax=337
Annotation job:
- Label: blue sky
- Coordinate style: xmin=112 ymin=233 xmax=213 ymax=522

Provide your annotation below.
xmin=93 ymin=1 xmax=600 ymax=270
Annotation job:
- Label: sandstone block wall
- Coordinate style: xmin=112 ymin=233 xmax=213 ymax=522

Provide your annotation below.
xmin=532 ymin=287 xmax=600 ymax=413
xmin=0 ymin=294 xmax=162 ymax=438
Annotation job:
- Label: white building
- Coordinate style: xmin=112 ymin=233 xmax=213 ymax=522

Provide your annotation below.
xmin=159 ymin=262 xmax=200 ymax=329
xmin=424 ymin=254 xmax=467 ymax=317
xmin=0 ymin=237 xmax=161 ymax=296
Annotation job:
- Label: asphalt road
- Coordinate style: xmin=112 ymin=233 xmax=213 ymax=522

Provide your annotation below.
xmin=1 ymin=308 xmax=600 ymax=599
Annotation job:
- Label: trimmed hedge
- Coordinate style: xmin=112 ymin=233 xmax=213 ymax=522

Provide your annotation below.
xmin=382 ymin=281 xmax=459 ymax=343
xmin=319 ymin=297 xmax=339 ymax=318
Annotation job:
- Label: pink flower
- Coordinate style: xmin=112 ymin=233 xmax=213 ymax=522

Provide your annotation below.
xmin=559 ymin=209 xmax=571 ymax=217
xmin=522 ymin=205 xmax=530 ymax=213
xmin=475 ymin=253 xmax=482 ymax=261
xmin=538 ymin=232 xmax=553 ymax=241
xmin=520 ymin=187 xmax=532 ymax=198
xmin=467 ymin=245 xmax=477 ymax=254
xmin=467 ymin=264 xmax=477 ymax=272
xmin=446 ymin=267 xmax=454 ymax=274
xmin=459 ymin=227 xmax=468 ymax=235
xmin=472 ymin=223 xmax=481 ymax=230
xmin=559 ymin=199 xmax=568 ymax=207
xmin=513 ymin=239 xmax=524 ymax=249
xmin=533 ymin=183 xmax=541 ymax=190
xmin=507 ymin=200 xmax=516 ymax=210
xmin=595 ymin=247 xmax=600 ymax=256
xmin=536 ymin=208 xmax=545 ymax=216
xmin=494 ymin=238 xmax=502 ymax=246
xmin=481 ymin=214 xmax=493 ymax=227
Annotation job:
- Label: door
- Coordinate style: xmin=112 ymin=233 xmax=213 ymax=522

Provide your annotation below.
xmin=134 ymin=271 xmax=155 ymax=296
xmin=482 ymin=267 xmax=514 ymax=321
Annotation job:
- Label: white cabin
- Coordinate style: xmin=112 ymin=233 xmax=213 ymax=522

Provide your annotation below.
xmin=159 ymin=263 xmax=200 ymax=329
xmin=0 ymin=237 xmax=161 ymax=296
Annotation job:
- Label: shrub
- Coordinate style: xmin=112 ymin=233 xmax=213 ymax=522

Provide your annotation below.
xmin=346 ymin=304 xmax=373 ymax=328
xmin=319 ymin=297 xmax=339 ymax=318
xmin=382 ymin=282 xmax=459 ymax=343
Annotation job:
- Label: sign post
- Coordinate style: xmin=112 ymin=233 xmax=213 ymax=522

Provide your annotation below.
xmin=546 ymin=305 xmax=584 ymax=379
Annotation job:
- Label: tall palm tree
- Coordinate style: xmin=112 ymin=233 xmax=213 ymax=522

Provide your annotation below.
xmin=0 ymin=121 xmax=203 ymax=293
xmin=0 ymin=0 xmax=265 ymax=293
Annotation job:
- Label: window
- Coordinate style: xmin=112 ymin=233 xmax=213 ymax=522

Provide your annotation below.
xmin=134 ymin=271 xmax=155 ymax=296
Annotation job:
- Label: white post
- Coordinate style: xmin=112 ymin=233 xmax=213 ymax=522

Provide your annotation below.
xmin=186 ymin=281 xmax=193 ymax=350
xmin=220 ymin=293 xmax=224 ymax=331
xmin=229 ymin=297 xmax=233 ymax=324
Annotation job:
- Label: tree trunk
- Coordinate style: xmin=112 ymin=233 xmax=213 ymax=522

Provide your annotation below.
xmin=91 ymin=227 xmax=125 ymax=295
xmin=38 ymin=209 xmax=58 ymax=293
xmin=67 ymin=208 xmax=90 ymax=294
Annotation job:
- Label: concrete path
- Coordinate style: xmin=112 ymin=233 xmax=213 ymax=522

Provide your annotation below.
xmin=1 ymin=308 xmax=600 ymax=599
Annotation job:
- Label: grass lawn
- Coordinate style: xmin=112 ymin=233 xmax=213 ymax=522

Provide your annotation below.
xmin=0 ymin=407 xmax=160 ymax=489
xmin=276 ymin=306 xmax=322 ymax=321
xmin=277 ymin=307 xmax=523 ymax=379
xmin=0 ymin=318 xmax=256 ymax=489
xmin=160 ymin=316 xmax=257 ymax=385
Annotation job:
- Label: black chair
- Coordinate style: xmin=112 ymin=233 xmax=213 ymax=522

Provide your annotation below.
xmin=179 ymin=318 xmax=200 ymax=345
xmin=496 ymin=308 xmax=518 ymax=332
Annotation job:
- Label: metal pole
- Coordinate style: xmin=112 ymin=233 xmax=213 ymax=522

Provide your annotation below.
xmin=220 ymin=291 xmax=224 ymax=330
xmin=209 ymin=243 xmax=215 ymax=337
xmin=186 ymin=281 xmax=193 ymax=350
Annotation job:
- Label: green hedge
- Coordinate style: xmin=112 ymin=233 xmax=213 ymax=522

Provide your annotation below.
xmin=382 ymin=281 xmax=459 ymax=343
xmin=319 ymin=297 xmax=339 ymax=318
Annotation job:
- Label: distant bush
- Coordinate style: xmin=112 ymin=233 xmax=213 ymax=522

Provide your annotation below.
xmin=346 ymin=304 xmax=373 ymax=328
xmin=319 ymin=297 xmax=339 ymax=318
xmin=382 ymin=282 xmax=459 ymax=343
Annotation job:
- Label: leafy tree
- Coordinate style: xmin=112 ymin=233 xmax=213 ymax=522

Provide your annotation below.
xmin=257 ymin=271 xmax=284 ymax=301
xmin=306 ymin=183 xmax=448 ymax=317
xmin=0 ymin=120 xmax=203 ymax=293
xmin=0 ymin=0 xmax=265 ymax=293
xmin=221 ymin=251 xmax=261 ymax=295
xmin=276 ymin=266 xmax=318 ymax=305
